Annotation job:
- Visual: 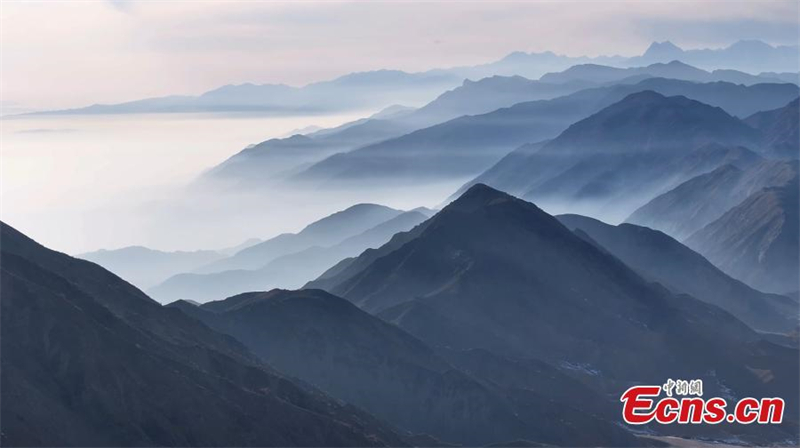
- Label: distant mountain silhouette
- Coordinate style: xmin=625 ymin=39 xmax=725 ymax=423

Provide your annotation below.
xmin=168 ymin=289 xmax=638 ymax=446
xmin=33 ymin=70 xmax=461 ymax=116
xmin=686 ymin=179 xmax=799 ymax=295
xmin=454 ymin=91 xmax=766 ymax=221
xmin=0 ymin=221 xmax=407 ymax=446
xmin=313 ymin=184 xmax=798 ymax=443
xmin=746 ymin=98 xmax=800 ymax=158
xmin=294 ymin=79 xmax=794 ymax=188
xmin=405 ymin=75 xmax=591 ymax=126
xmin=525 ymin=90 xmax=760 ymax=208
xmin=26 ymin=40 xmax=798 ymax=118
xmin=78 ymin=246 xmax=224 ymax=290
xmin=455 ymin=81 xmax=796 ymax=217
xmin=540 ymin=60 xmax=792 ymax=86
xmin=149 ymin=209 xmax=427 ymax=303
xmin=637 ymin=41 xmax=684 ymax=62
xmin=205 ymin=77 xmax=797 ymax=190
xmin=204 ymin=77 xmax=590 ymax=186
xmin=217 ymin=237 xmax=263 ymax=255
xmin=627 ymin=40 xmax=800 ymax=74
xmin=205 ymin=118 xmax=418 ymax=184
xmin=627 ymin=158 xmax=798 ymax=240
xmin=539 ymin=90 xmax=760 ymax=155
xmin=445 ymin=40 xmax=798 ymax=81
xmin=557 ymin=214 xmax=798 ymax=333
xmin=197 ymin=203 xmax=403 ymax=274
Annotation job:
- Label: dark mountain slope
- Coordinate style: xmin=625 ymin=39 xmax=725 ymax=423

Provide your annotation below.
xmin=557 ymin=214 xmax=798 ymax=333
xmin=168 ymin=289 xmax=637 ymax=447
xmin=0 ymin=222 xmax=406 ymax=447
xmin=627 ymin=159 xmax=798 ymax=239
xmin=318 ymin=184 xmax=798 ymax=443
xmin=686 ymin=180 xmax=799 ymax=294
xmin=746 ymin=98 xmax=800 ymax=158
xmin=306 ymin=216 xmax=432 ymax=293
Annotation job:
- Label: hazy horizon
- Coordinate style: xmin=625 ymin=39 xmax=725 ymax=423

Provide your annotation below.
xmin=2 ymin=1 xmax=799 ymax=255
xmin=2 ymin=1 xmax=798 ymax=111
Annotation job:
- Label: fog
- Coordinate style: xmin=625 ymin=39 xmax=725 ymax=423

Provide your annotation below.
xmin=1 ymin=112 xmax=460 ymax=255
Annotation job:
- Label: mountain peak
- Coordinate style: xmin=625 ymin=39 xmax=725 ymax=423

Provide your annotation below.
xmin=660 ymin=60 xmax=695 ymax=68
xmin=643 ymin=41 xmax=683 ymax=57
xmin=729 ymin=39 xmax=774 ymax=51
xmin=621 ymin=89 xmax=668 ymax=103
xmin=542 ymin=89 xmax=761 ymax=155
xmin=447 ymin=183 xmax=518 ymax=211
xmin=461 ymin=182 xmax=507 ymax=198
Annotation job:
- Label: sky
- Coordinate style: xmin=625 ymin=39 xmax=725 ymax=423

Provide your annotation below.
xmin=2 ymin=1 xmax=799 ymax=111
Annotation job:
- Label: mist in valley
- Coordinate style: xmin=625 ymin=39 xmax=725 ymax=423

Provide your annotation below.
xmin=1 ymin=111 xmax=451 ymax=254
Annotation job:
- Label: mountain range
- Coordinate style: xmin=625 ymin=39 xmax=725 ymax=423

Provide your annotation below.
xmin=77 ymin=246 xmax=225 ymax=290
xmin=167 ymin=289 xmax=638 ymax=446
xmin=539 ymin=60 xmax=795 ymax=86
xmin=26 ymin=40 xmax=798 ymax=117
xmin=310 ymin=184 xmax=798 ymax=443
xmin=686 ymin=179 xmax=799 ymax=295
xmin=76 ymin=238 xmax=264 ymax=291
xmin=196 ymin=203 xmax=406 ymax=273
xmin=557 ymin=214 xmax=798 ymax=333
xmin=0 ymin=221 xmax=408 ymax=446
xmin=627 ymin=40 xmax=799 ymax=74
xmin=5 ymin=181 xmax=799 ymax=446
xmin=745 ymin=98 xmax=800 ymax=158
xmin=31 ymin=70 xmax=462 ymax=116
xmin=627 ymin=158 xmax=798 ymax=240
xmin=289 ymin=78 xmax=797 ymax=191
xmin=448 ymin=88 xmax=787 ymax=222
xmin=199 ymin=62 xmax=798 ymax=190
xmin=147 ymin=206 xmax=433 ymax=303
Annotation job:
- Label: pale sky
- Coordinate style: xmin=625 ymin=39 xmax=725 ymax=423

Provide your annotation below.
xmin=2 ymin=1 xmax=799 ymax=110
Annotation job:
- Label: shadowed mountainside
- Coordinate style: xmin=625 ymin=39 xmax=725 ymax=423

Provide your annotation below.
xmin=745 ymin=98 xmax=800 ymax=159
xmin=686 ymin=180 xmax=799 ymax=295
xmin=312 ymin=184 xmax=799 ymax=444
xmin=627 ymin=159 xmax=798 ymax=240
xmin=557 ymin=214 xmax=798 ymax=333
xmin=0 ymin=221 xmax=408 ymax=447
xmin=168 ymin=289 xmax=639 ymax=447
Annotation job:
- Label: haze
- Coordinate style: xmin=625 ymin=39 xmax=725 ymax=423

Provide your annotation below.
xmin=1 ymin=1 xmax=798 ymax=255
xmin=2 ymin=1 xmax=798 ymax=110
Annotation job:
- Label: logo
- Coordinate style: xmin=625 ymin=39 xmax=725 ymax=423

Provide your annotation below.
xmin=620 ymin=379 xmax=784 ymax=425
